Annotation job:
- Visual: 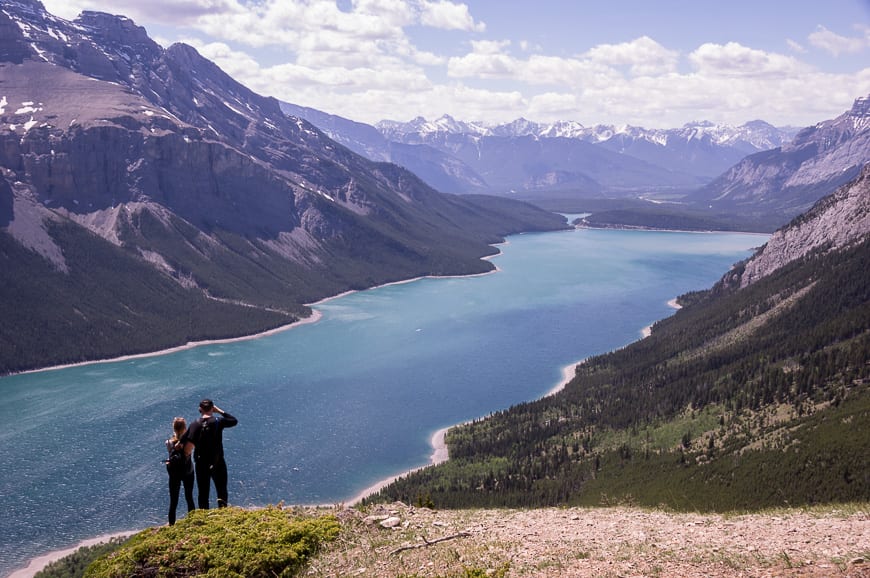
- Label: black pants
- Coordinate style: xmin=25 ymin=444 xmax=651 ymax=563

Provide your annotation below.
xmin=167 ymin=468 xmax=195 ymax=525
xmin=195 ymin=457 xmax=229 ymax=509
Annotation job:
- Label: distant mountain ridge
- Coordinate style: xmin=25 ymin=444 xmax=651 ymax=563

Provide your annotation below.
xmin=283 ymin=104 xmax=800 ymax=201
xmin=689 ymin=96 xmax=870 ymax=220
xmin=0 ymin=0 xmax=566 ymax=374
xmin=284 ymin=98 xmax=870 ymax=233
xmin=375 ymin=114 xmax=798 ymax=184
xmin=377 ymin=114 xmax=794 ymax=152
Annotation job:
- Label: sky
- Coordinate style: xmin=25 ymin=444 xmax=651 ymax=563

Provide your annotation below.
xmin=41 ymin=0 xmax=870 ymax=129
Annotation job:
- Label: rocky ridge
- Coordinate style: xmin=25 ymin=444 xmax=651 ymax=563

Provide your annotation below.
xmin=376 ymin=114 xmax=794 ymax=152
xmin=373 ymin=114 xmax=795 ymax=190
xmin=739 ymin=163 xmax=870 ymax=287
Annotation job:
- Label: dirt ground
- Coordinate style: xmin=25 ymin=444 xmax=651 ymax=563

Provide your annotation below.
xmin=305 ymin=502 xmax=870 ymax=578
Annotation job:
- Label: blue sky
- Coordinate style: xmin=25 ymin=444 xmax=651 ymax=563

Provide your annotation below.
xmin=42 ymin=0 xmax=870 ymax=128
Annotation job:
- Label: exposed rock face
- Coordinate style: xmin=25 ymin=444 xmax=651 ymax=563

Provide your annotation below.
xmin=739 ymin=164 xmax=870 ymax=287
xmin=0 ymin=1 xmax=563 ymax=257
xmin=693 ymin=95 xmax=870 ymax=220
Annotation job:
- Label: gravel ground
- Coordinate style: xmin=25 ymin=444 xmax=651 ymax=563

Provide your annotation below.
xmin=305 ymin=503 xmax=870 ymax=578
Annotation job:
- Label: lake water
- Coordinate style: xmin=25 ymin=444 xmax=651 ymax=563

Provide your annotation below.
xmin=0 ymin=226 xmax=764 ymax=576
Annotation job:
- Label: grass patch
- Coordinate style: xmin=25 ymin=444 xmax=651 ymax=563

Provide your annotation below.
xmin=84 ymin=507 xmax=339 ymax=578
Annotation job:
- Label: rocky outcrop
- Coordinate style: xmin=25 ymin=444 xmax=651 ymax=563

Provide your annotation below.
xmin=739 ymin=163 xmax=870 ymax=287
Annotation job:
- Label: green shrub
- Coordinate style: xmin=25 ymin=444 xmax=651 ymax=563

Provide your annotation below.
xmin=34 ymin=538 xmax=129 ymax=578
xmin=84 ymin=507 xmax=339 ymax=578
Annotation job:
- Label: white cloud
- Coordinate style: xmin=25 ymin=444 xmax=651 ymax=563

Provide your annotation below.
xmin=808 ymin=25 xmax=870 ymax=56
xmin=584 ymin=36 xmax=679 ymax=76
xmin=447 ymin=41 xmax=617 ymax=89
xmin=42 ymin=0 xmax=236 ymax=25
xmin=439 ymin=35 xmax=870 ymax=127
xmin=528 ymin=92 xmax=579 ymax=119
xmin=447 ymin=40 xmax=517 ymax=78
xmin=419 ymin=1 xmax=485 ymax=32
xmin=36 ymin=0 xmax=870 ymax=127
xmin=688 ymin=42 xmax=809 ymax=78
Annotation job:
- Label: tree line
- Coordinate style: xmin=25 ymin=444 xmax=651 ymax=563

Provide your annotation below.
xmin=368 ymin=237 xmax=870 ymax=511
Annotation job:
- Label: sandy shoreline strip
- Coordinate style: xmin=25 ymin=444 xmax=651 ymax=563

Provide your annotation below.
xmin=15 ymin=310 xmax=324 ymax=377
xmin=345 ymin=355 xmax=585 ymax=506
xmin=8 ymin=532 xmax=134 ymax=578
xmin=13 ymin=244 xmax=506 ymax=378
xmin=641 ymin=296 xmax=683 ymax=338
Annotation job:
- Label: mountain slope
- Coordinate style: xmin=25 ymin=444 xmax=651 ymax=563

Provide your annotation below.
xmin=372 ymin=166 xmax=870 ymax=510
xmin=690 ymin=96 xmax=870 ymax=220
xmin=0 ymin=1 xmax=566 ymax=375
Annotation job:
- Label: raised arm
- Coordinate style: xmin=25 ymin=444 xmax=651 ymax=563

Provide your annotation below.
xmin=213 ymin=405 xmax=238 ymax=428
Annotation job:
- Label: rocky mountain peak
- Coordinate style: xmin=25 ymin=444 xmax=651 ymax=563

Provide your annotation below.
xmin=848 ymin=95 xmax=870 ymax=131
xmin=75 ymin=10 xmax=153 ymax=45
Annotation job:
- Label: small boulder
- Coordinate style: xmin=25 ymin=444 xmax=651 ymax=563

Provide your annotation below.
xmin=380 ymin=516 xmax=403 ymax=528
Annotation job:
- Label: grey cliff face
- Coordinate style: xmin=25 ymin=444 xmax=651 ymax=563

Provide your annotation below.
xmin=739 ymin=164 xmax=870 ymax=288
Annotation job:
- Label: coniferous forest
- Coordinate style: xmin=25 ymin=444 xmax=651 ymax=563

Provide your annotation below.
xmin=370 ymin=237 xmax=870 ymax=511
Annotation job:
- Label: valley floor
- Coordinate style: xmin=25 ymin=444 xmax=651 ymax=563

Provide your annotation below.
xmin=309 ymin=502 xmax=869 ymax=577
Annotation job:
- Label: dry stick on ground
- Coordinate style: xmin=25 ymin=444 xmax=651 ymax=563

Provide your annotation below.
xmin=389 ymin=532 xmax=472 ymax=556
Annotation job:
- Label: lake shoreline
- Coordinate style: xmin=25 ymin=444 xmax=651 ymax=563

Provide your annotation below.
xmin=9 ymin=355 xmax=585 ymax=578
xmin=6 ymin=224 xmax=757 ymax=577
xmin=343 ymin=290 xmax=679 ymax=508
xmin=10 ymin=247 xmax=506 ymax=378
xmin=7 ymin=292 xmax=668 ymax=578
xmin=344 ymin=353 xmax=588 ymax=507
xmin=4 ymin=248 xmax=509 ymax=578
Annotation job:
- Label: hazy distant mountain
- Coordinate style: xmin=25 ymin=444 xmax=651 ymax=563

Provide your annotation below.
xmin=688 ymin=96 xmax=870 ymax=221
xmin=279 ymin=102 xmax=490 ymax=193
xmin=377 ymin=114 xmax=798 ymax=189
xmin=0 ymin=0 xmax=566 ymax=374
xmin=278 ymin=106 xmax=797 ymax=198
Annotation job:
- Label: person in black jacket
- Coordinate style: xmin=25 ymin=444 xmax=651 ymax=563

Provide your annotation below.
xmin=182 ymin=399 xmax=238 ymax=509
xmin=164 ymin=416 xmax=195 ymax=524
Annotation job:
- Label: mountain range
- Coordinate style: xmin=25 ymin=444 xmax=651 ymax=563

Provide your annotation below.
xmin=690 ymin=96 xmax=870 ymax=218
xmin=281 ymin=103 xmax=801 ymax=198
xmin=0 ymin=0 xmax=566 ymax=375
xmin=285 ymin=98 xmax=869 ymax=232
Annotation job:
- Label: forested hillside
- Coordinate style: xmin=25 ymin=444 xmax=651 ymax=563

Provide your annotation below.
xmin=371 ymin=175 xmax=870 ymax=511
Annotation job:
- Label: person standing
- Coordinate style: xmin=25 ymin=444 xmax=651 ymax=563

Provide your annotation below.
xmin=182 ymin=399 xmax=238 ymax=509
xmin=165 ymin=417 xmax=195 ymax=525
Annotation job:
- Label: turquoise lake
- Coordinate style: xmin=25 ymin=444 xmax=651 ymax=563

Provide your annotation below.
xmin=0 ymin=226 xmax=765 ymax=576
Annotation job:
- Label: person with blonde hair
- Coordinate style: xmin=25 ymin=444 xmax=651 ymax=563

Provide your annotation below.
xmin=165 ymin=416 xmax=195 ymax=525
